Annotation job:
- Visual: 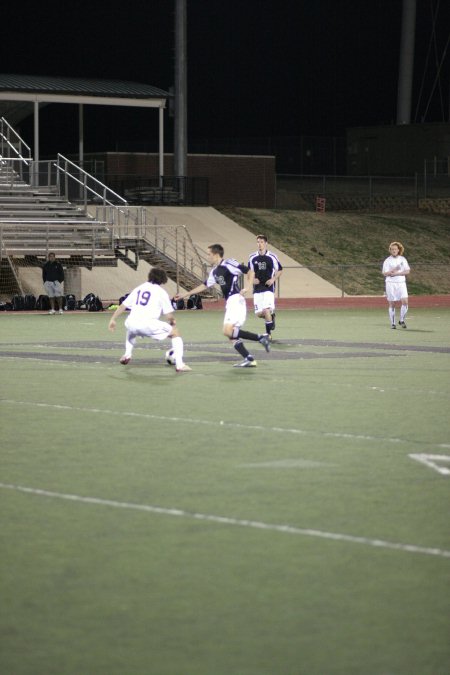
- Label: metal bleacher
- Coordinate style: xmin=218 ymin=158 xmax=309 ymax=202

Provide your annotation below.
xmin=0 ymin=117 xmax=213 ymax=297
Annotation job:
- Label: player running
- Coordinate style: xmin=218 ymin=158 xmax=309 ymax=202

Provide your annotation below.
xmin=247 ymin=234 xmax=283 ymax=340
xmin=175 ymin=244 xmax=270 ymax=367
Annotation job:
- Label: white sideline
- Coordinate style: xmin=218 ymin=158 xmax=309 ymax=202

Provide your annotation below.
xmin=0 ymin=398 xmax=413 ymax=445
xmin=1 ymin=482 xmax=449 ymax=559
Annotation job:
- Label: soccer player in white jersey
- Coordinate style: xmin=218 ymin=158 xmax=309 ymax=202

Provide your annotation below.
xmin=175 ymin=244 xmax=270 ymax=367
xmin=108 ymin=267 xmax=191 ymax=372
xmin=247 ymin=234 xmax=283 ymax=340
xmin=382 ymin=241 xmax=410 ymax=329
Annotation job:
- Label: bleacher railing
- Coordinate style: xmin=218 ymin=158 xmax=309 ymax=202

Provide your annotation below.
xmin=95 ymin=205 xmax=211 ymax=290
xmin=0 ymin=117 xmax=31 ymax=164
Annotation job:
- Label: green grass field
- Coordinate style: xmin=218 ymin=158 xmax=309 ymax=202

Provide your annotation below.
xmin=1 ymin=307 xmax=449 ymax=675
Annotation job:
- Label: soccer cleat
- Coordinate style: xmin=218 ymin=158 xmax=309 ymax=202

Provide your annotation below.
xmin=399 ymin=321 xmax=407 ymax=329
xmin=58 ymin=309 xmax=64 ymax=314
xmin=120 ymin=355 xmax=131 ymax=365
xmin=48 ymin=309 xmax=55 ymax=315
xmin=259 ymin=334 xmax=271 ymax=352
xmin=391 ymin=324 xmax=396 ymax=329
xmin=176 ymin=363 xmax=192 ymax=372
xmin=233 ymin=358 xmax=257 ymax=368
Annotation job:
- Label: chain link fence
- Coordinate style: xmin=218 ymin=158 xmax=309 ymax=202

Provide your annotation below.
xmin=276 ymin=263 xmax=450 ymax=298
xmin=276 ymin=174 xmax=450 ymax=210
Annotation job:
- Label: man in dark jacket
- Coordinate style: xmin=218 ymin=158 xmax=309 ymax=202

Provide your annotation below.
xmin=42 ymin=252 xmax=65 ymax=314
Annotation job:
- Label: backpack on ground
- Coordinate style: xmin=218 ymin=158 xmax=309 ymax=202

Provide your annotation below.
xmin=36 ymin=294 xmax=51 ymax=311
xmin=85 ymin=294 xmax=104 ymax=312
xmin=171 ymin=297 xmax=185 ymax=310
xmin=24 ymin=294 xmax=37 ymax=310
xmin=12 ymin=295 xmax=25 ymax=311
xmin=187 ymin=294 xmax=203 ymax=310
xmin=64 ymin=294 xmax=77 ymax=311
xmin=82 ymin=293 xmax=95 ymax=308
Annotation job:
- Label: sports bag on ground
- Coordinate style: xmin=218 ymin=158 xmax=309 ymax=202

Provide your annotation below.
xmin=64 ymin=294 xmax=77 ymax=311
xmin=36 ymin=295 xmax=51 ymax=310
xmin=12 ymin=295 xmax=25 ymax=311
xmin=83 ymin=293 xmax=103 ymax=311
xmin=187 ymin=294 xmax=203 ymax=310
xmin=171 ymin=297 xmax=185 ymax=310
xmin=24 ymin=294 xmax=37 ymax=310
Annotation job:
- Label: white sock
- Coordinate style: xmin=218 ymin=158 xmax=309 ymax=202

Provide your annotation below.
xmin=389 ymin=307 xmax=395 ymax=324
xmin=400 ymin=305 xmax=408 ymax=322
xmin=125 ymin=331 xmax=136 ymax=357
xmin=171 ymin=336 xmax=184 ymax=368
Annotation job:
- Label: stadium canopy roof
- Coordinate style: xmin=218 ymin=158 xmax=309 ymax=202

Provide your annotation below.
xmin=0 ymin=74 xmax=171 ymax=174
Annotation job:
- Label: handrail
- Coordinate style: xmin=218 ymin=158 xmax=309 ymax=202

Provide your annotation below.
xmin=0 ymin=157 xmax=31 ymax=187
xmin=55 ymin=154 xmax=128 ymax=207
xmin=0 ymin=117 xmax=31 ymax=164
xmin=94 ymin=204 xmax=147 ymax=237
xmin=100 ymin=208 xmax=211 ymax=289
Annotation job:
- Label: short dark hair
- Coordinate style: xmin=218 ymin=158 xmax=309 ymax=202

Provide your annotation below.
xmin=208 ymin=244 xmax=224 ymax=257
xmin=256 ymin=235 xmax=267 ymax=242
xmin=148 ymin=268 xmax=168 ymax=285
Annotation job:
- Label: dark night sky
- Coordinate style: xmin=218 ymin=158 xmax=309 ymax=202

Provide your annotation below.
xmin=2 ymin=0 xmax=449 ymax=155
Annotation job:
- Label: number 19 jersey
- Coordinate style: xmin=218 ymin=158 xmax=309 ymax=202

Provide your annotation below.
xmin=123 ymin=282 xmax=173 ymax=325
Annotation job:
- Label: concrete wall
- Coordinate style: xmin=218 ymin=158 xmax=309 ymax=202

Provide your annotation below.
xmin=18 ymin=259 xmax=180 ymax=304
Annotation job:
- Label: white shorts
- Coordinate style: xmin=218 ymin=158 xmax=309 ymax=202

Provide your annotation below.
xmin=385 ymin=282 xmax=408 ymax=302
xmin=125 ymin=316 xmax=172 ymax=341
xmin=253 ymin=290 xmax=275 ymax=314
xmin=224 ymin=293 xmax=247 ymax=327
xmin=44 ymin=281 xmax=63 ymax=298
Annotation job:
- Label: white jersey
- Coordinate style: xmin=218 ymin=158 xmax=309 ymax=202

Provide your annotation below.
xmin=123 ymin=281 xmax=173 ymax=324
xmin=382 ymin=255 xmax=410 ymax=284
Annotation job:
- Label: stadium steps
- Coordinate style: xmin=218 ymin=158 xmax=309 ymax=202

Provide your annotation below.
xmin=114 ymin=237 xmax=208 ymax=292
xmin=1 ymin=223 xmax=114 ymax=257
xmin=0 ymin=145 xmax=211 ymax=296
xmin=0 ymin=169 xmax=115 ymax=261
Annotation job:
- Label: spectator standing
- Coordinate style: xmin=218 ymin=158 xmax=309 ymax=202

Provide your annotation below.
xmin=247 ymin=235 xmax=283 ymax=339
xmin=42 ymin=252 xmax=65 ymax=314
xmin=382 ymin=241 xmax=410 ymax=329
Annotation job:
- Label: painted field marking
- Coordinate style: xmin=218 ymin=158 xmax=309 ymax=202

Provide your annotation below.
xmin=238 ymin=459 xmax=335 ymax=469
xmin=409 ymin=454 xmax=450 ymax=476
xmin=0 ymin=398 xmax=424 ymax=446
xmin=1 ymin=482 xmax=449 ymax=559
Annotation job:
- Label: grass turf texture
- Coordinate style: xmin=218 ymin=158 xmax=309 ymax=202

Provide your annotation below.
xmin=219 ymin=207 xmax=450 ymax=295
xmin=1 ymin=309 xmax=449 ymax=675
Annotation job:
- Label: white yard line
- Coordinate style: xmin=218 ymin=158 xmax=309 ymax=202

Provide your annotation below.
xmin=0 ymin=482 xmax=448 ymax=559
xmin=0 ymin=398 xmax=416 ymax=445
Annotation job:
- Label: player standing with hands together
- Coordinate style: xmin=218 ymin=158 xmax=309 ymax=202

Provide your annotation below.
xmin=382 ymin=241 xmax=410 ymax=329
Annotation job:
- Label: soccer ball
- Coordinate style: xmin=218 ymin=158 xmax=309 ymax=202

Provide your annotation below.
xmin=165 ymin=348 xmax=176 ymax=366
